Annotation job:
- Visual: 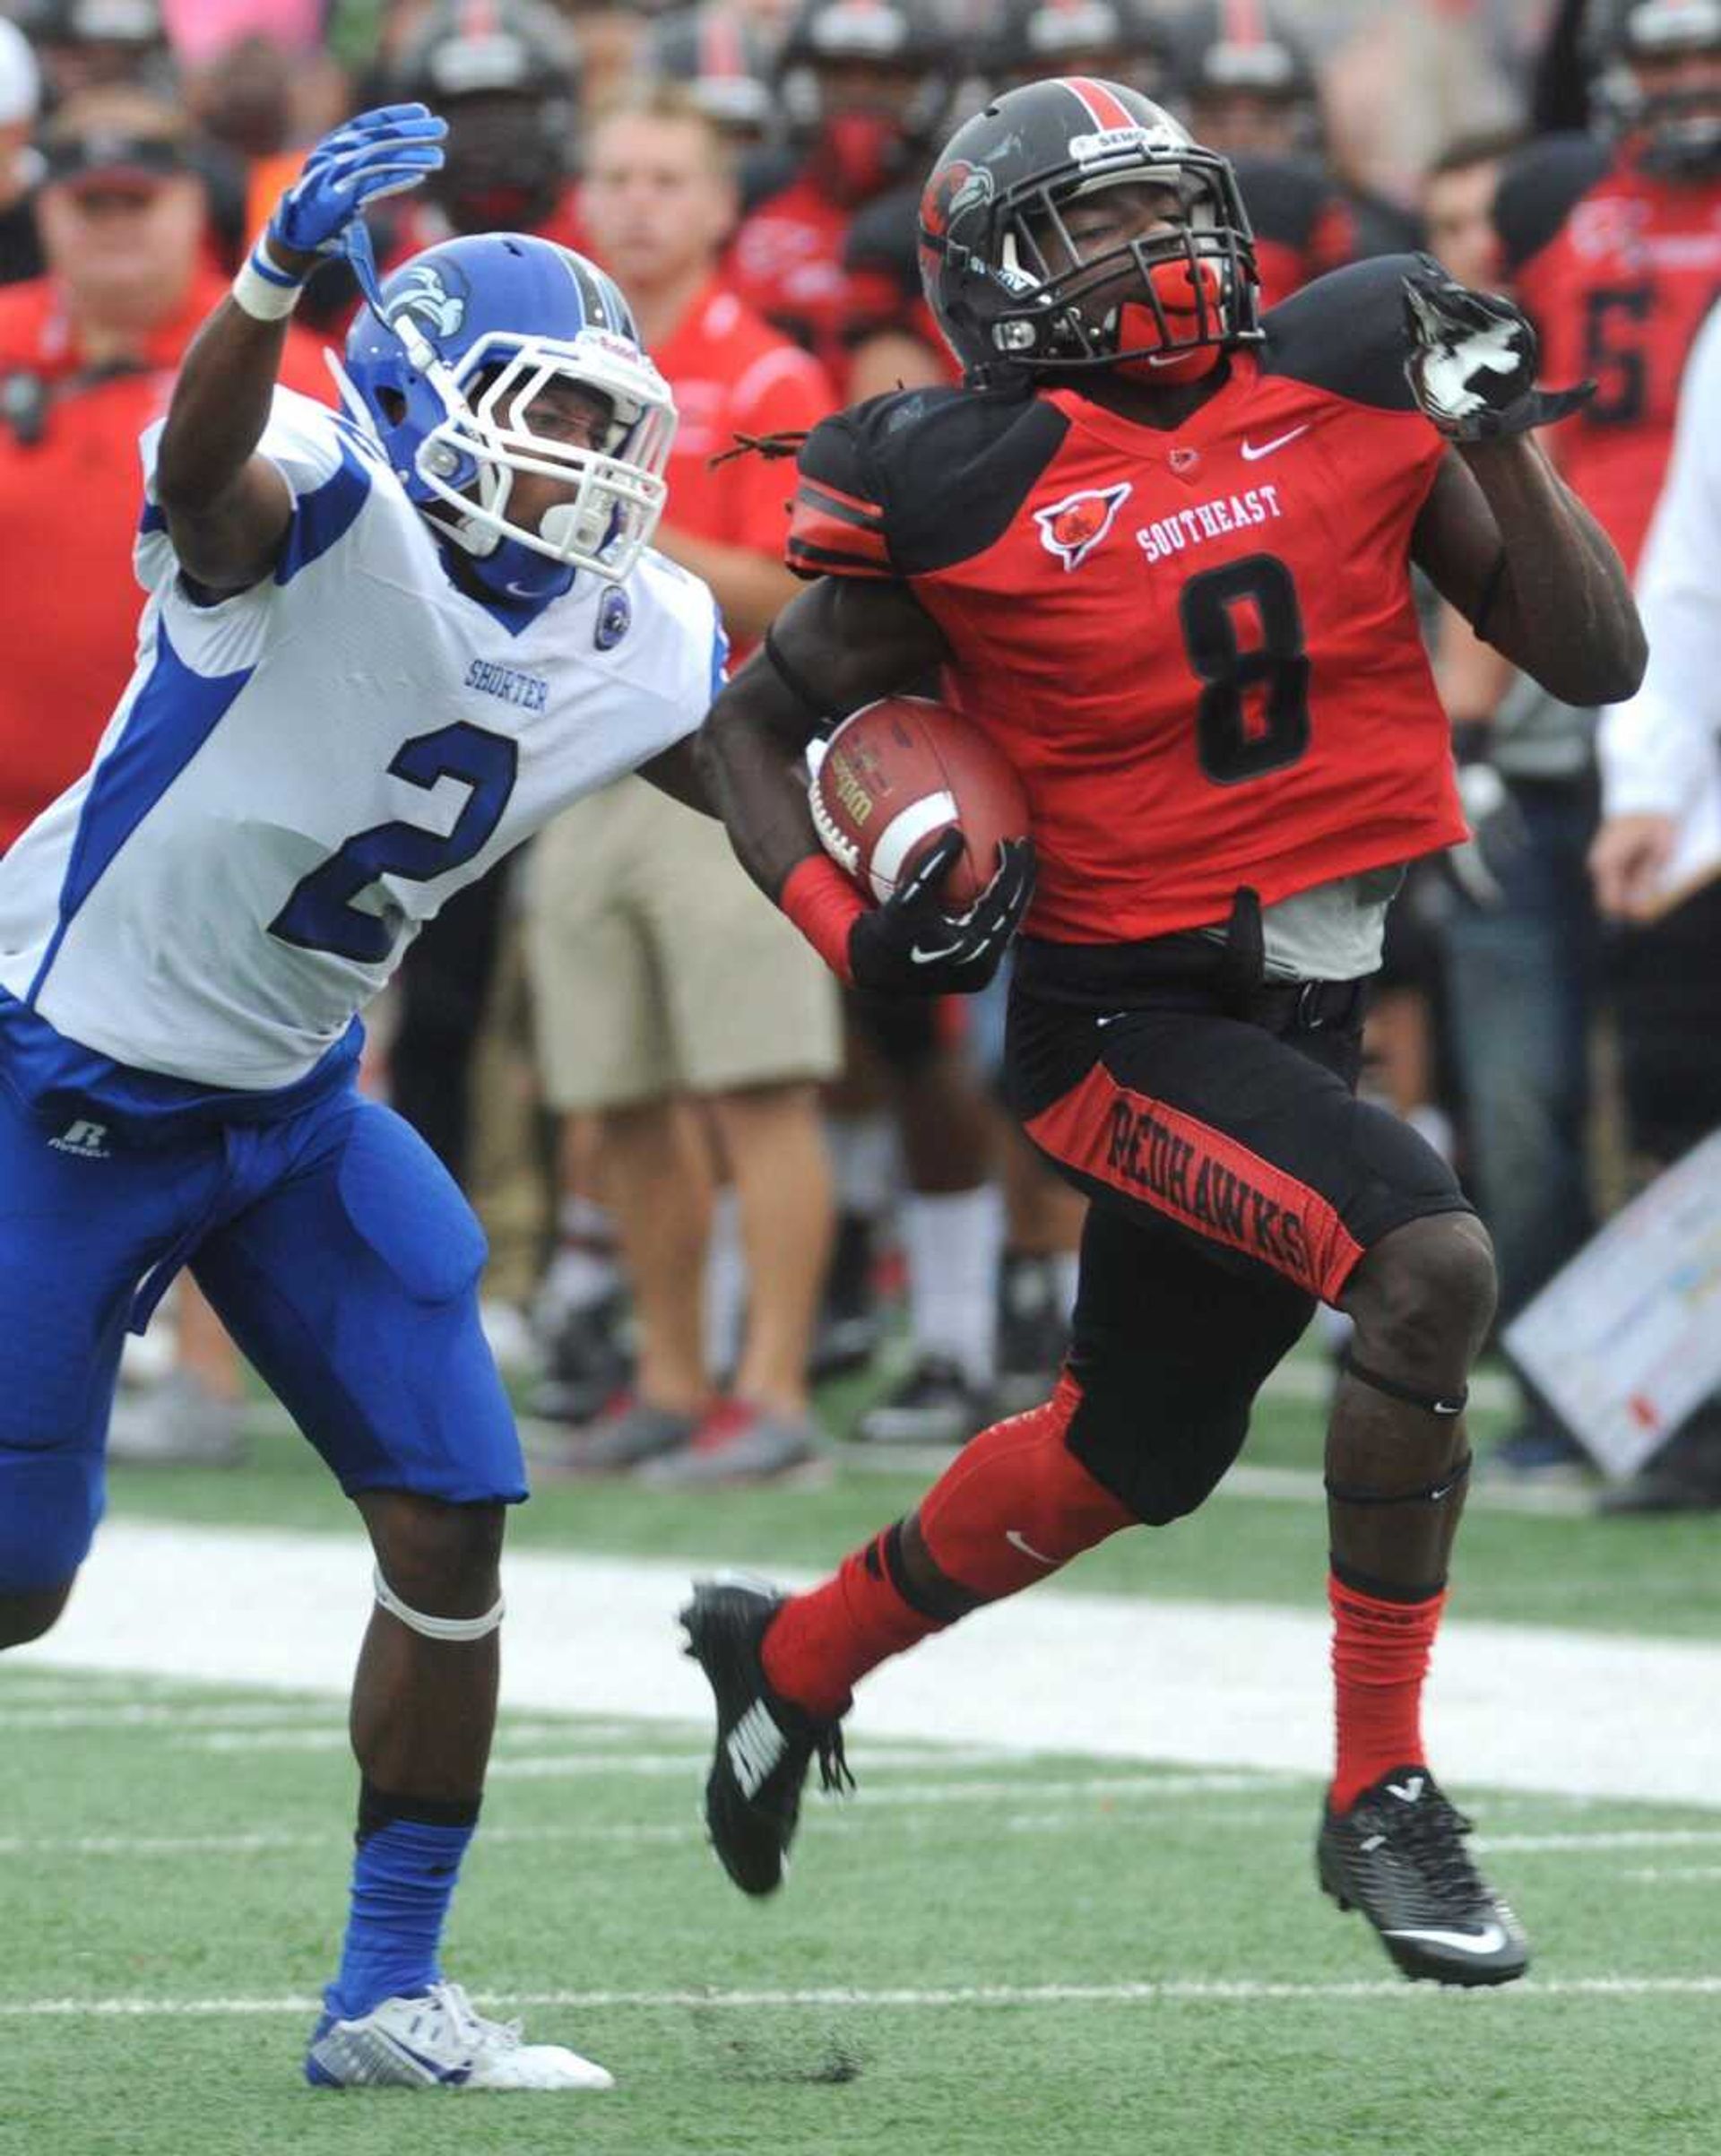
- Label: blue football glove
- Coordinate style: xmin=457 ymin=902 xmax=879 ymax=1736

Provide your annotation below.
xmin=267 ymin=103 xmax=446 ymax=265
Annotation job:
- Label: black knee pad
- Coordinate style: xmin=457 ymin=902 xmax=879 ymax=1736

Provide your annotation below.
xmin=1065 ymin=1385 xmax=1250 ymax=1528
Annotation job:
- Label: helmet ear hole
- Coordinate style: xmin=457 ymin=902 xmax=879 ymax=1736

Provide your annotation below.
xmin=379 ymin=389 xmax=408 ymax=424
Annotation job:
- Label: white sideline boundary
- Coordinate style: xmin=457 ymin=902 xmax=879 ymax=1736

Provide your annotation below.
xmin=13 ymin=1519 xmax=1721 ymax=1807
xmin=4 ymin=1975 xmax=1721 ymax=2020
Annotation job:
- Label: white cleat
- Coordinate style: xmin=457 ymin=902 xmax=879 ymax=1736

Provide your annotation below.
xmin=306 ymin=1978 xmax=614 ymax=2091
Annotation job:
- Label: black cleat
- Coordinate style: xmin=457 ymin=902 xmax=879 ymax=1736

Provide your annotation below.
xmin=679 ymin=1578 xmax=853 ymax=1896
xmin=1318 ymin=1766 xmax=1529 ymax=1987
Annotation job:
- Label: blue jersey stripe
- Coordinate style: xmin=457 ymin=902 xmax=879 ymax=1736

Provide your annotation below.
xmin=26 ymin=619 xmax=255 ymax=1007
xmin=274 ymin=441 xmax=373 ymax=586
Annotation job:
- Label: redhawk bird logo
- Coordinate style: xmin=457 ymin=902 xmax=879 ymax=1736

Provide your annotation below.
xmin=1033 ymin=483 xmax=1133 ymax=571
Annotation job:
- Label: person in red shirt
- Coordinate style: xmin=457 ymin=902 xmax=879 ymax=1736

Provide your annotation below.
xmin=683 ymin=80 xmax=1646 ymax=1981
xmin=1493 ymin=0 xmax=1721 ymax=579
xmin=584 ymin=89 xmax=835 ymax=659
xmin=724 ymin=0 xmax=954 ymax=394
xmin=522 ymin=85 xmax=843 ymax=1485
xmin=0 ymin=82 xmax=329 ymax=1464
xmin=0 ymin=84 xmax=328 ymax=852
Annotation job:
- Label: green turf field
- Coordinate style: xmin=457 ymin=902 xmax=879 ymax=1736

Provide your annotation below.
xmin=2 ymin=1667 xmax=1719 ymax=2156
xmin=3 ymin=1370 xmax=1717 ymax=2155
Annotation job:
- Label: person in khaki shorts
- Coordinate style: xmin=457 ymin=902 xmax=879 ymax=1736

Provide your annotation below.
xmin=529 ymin=779 xmax=840 ymax=1479
xmin=527 ymin=85 xmax=841 ymax=1481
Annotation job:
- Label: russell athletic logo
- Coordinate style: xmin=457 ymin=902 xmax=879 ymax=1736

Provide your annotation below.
xmin=50 ymin=1119 xmax=110 ymax=1158
xmin=1033 ymin=483 xmax=1132 ymax=572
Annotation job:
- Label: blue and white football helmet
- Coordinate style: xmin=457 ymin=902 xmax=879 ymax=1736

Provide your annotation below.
xmin=339 ymin=231 xmax=677 ymax=598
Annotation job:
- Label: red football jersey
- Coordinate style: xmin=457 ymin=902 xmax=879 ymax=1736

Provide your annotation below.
xmin=1498 ymin=134 xmax=1721 ymax=577
xmin=723 ymin=169 xmax=901 ymax=394
xmin=786 ymin=255 xmax=1465 ymax=946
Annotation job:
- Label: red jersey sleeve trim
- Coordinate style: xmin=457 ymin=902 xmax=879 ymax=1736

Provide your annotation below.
xmin=787 ymin=475 xmax=892 ymax=576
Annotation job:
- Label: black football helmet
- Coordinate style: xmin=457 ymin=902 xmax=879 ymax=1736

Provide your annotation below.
xmin=919 ymin=77 xmax=1259 ymax=385
xmin=1599 ymin=0 xmax=1721 ymax=174
xmin=1171 ymin=0 xmax=1319 ymax=155
xmin=989 ymin=0 xmax=1173 ymax=98
xmin=776 ymin=0 xmax=956 ymax=183
xmin=649 ymin=6 xmax=776 ymax=142
xmin=393 ymin=0 xmax=580 ymax=234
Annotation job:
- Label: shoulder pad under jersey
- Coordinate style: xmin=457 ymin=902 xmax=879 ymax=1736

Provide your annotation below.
xmin=1258 ymin=251 xmax=1435 ymax=412
xmin=843 ymin=182 xmax=921 ymax=296
xmin=1494 ymin=134 xmax=1612 ymax=273
xmin=789 ymin=384 xmax=1069 ymax=580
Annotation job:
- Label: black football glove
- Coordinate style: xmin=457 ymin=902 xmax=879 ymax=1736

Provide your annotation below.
xmin=1402 ymin=264 xmax=1595 ymax=442
xmin=849 ymin=829 xmax=1036 ymax=997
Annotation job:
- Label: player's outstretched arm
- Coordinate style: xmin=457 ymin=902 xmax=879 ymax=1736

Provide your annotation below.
xmin=1413 ymin=442 xmax=1646 ymax=709
xmin=697 ymin=574 xmax=949 ymax=902
xmin=1400 ymin=263 xmax=1646 ymax=708
xmin=154 ymin=105 xmax=445 ymax=593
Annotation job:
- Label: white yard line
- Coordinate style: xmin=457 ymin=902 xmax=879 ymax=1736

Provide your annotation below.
xmin=2 ymin=1974 xmax=1719 ymax=2021
xmin=13 ymin=1520 xmax=1720 ymax=1807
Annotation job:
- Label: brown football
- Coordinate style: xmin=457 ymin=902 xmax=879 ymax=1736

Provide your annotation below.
xmin=809 ymin=696 xmax=1030 ymax=913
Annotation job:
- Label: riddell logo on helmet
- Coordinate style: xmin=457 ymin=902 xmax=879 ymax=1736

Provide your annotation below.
xmin=1033 ymin=483 xmax=1132 ymax=571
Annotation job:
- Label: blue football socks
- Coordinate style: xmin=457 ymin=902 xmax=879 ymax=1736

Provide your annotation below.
xmin=327 ymin=1792 xmax=478 ymax=2021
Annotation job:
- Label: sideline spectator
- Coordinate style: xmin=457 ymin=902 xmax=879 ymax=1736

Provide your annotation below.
xmin=724 ymin=0 xmax=953 ymax=394
xmin=524 ymin=85 xmax=841 ymax=1483
xmin=1586 ymin=299 xmax=1721 ymax=1513
xmin=0 ymin=81 xmax=329 ymax=1464
xmin=30 ymin=0 xmax=176 ymax=100
xmin=1423 ymin=129 xmax=1604 ymax=1482
xmin=0 ymin=19 xmax=42 ymax=287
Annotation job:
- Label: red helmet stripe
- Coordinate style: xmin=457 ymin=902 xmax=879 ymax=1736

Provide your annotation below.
xmin=1059 ymin=76 xmax=1137 ymax=132
xmin=1224 ymin=0 xmax=1267 ymax=44
xmin=705 ymin=6 xmax=741 ymax=74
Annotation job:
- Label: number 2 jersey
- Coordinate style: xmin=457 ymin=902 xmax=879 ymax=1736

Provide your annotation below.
xmin=0 ymin=387 xmax=724 ymax=1093
xmin=786 ymin=253 xmax=1465 ymax=956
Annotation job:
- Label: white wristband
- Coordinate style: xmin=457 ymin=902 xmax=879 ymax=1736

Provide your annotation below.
xmin=230 ymin=241 xmax=306 ymax=324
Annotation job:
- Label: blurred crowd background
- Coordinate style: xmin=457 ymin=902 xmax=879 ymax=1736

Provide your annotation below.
xmin=2 ymin=0 xmax=1717 ymax=1506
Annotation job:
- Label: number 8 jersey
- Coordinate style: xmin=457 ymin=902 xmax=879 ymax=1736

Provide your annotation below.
xmin=786 ymin=253 xmax=1465 ymax=954
xmin=0 ymin=387 xmax=724 ymax=1093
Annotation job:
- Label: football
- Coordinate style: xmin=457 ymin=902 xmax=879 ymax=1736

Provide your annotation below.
xmin=809 ymin=696 xmax=1030 ymax=912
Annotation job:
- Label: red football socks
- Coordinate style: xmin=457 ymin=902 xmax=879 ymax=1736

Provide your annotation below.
xmin=761 ymin=1375 xmax=1136 ymax=1719
xmin=1328 ymin=1572 xmax=1447 ymax=1811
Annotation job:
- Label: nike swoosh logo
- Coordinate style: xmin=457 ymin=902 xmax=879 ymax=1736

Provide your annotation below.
xmin=1005 ymin=1529 xmax=1057 ymax=1566
xmin=1383 ymin=1923 xmax=1510 ymax=1956
xmin=1240 ymin=425 xmax=1310 ymax=462
xmin=1095 ymin=1011 xmax=1129 ymax=1028
xmin=375 ymin=2030 xmax=465 ymax=2083
xmin=910 ymin=942 xmax=963 ymax=965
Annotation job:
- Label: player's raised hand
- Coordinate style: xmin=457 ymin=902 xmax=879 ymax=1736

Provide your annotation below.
xmin=849 ymin=829 xmax=1036 ymax=997
xmin=267 ymin=104 xmax=446 ymax=268
xmin=1402 ymin=263 xmax=1594 ymax=442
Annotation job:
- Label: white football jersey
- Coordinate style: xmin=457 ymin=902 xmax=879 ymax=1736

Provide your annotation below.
xmin=0 ymin=388 xmax=723 ymax=1091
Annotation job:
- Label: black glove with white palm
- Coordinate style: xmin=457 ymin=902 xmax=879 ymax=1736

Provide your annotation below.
xmin=849 ymin=829 xmax=1036 ymax=997
xmin=1402 ymin=262 xmax=1594 ymax=442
